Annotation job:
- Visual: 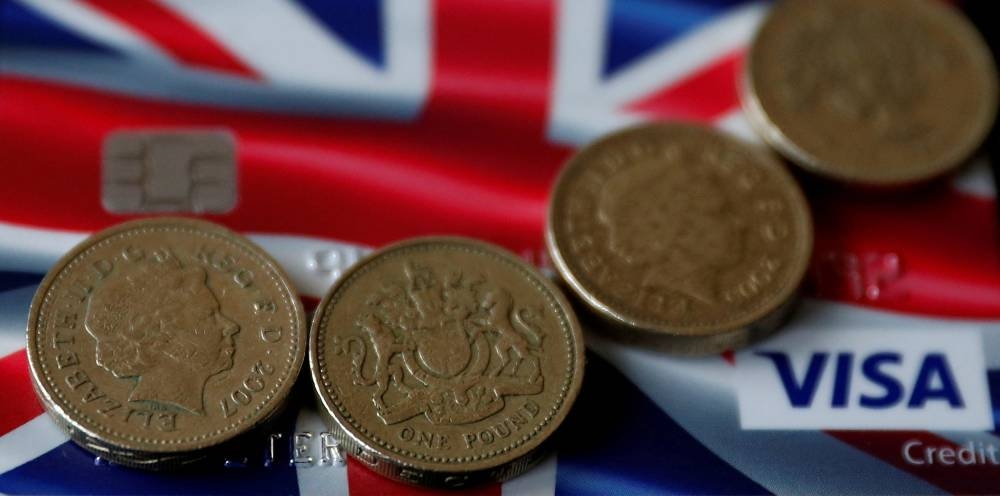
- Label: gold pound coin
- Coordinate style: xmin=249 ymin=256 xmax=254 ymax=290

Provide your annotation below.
xmin=547 ymin=123 xmax=812 ymax=348
xmin=27 ymin=218 xmax=307 ymax=468
xmin=743 ymin=0 xmax=998 ymax=185
xmin=309 ymin=237 xmax=584 ymax=487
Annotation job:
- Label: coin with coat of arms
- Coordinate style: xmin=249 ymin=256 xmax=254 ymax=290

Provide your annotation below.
xmin=547 ymin=123 xmax=812 ymax=345
xmin=26 ymin=218 xmax=307 ymax=468
xmin=310 ymin=237 xmax=584 ymax=487
xmin=743 ymin=0 xmax=998 ymax=185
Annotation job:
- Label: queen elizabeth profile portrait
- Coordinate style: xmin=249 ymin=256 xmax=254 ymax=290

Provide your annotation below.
xmin=597 ymin=160 xmax=747 ymax=304
xmin=84 ymin=263 xmax=240 ymax=415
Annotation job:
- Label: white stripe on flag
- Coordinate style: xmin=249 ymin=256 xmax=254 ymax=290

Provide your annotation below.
xmin=952 ymin=158 xmax=998 ymax=200
xmin=501 ymin=453 xmax=557 ymax=496
xmin=0 ymin=286 xmax=36 ymax=359
xmin=158 ymin=0 xmax=431 ymax=120
xmin=0 ymin=414 xmax=68 ymax=475
xmin=14 ymin=0 xmax=175 ymax=64
xmin=548 ymin=0 xmax=766 ymax=145
xmin=714 ymin=109 xmax=758 ymax=144
xmin=600 ymin=2 xmax=766 ymax=108
xmin=0 ymin=222 xmax=83 ymax=275
xmin=159 ymin=0 xmax=379 ymax=84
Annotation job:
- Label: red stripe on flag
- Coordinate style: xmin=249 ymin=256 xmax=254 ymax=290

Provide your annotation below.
xmin=806 ymin=184 xmax=1000 ymax=318
xmin=827 ymin=431 xmax=1000 ymax=495
xmin=301 ymin=296 xmax=319 ymax=314
xmin=626 ymin=50 xmax=744 ymax=122
xmin=82 ymin=0 xmax=258 ymax=79
xmin=0 ymin=350 xmax=45 ymax=437
xmin=720 ymin=351 xmax=735 ymax=365
xmin=427 ymin=0 xmax=557 ymax=137
xmin=0 ymin=75 xmax=562 ymax=255
xmin=347 ymin=459 xmax=501 ymax=496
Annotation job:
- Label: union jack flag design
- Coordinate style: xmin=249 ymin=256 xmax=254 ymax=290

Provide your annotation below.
xmin=1 ymin=1 xmax=998 ymax=494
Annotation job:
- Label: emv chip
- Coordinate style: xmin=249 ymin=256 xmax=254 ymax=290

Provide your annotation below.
xmin=103 ymin=130 xmax=237 ymax=214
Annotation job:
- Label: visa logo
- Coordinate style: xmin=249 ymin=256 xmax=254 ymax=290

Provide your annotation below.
xmin=758 ymin=351 xmax=963 ymax=409
xmin=737 ymin=328 xmax=992 ymax=430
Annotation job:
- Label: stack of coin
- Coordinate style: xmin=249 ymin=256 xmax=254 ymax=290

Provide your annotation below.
xmin=547 ymin=123 xmax=813 ymax=355
xmin=27 ymin=218 xmax=307 ymax=468
xmin=743 ymin=0 xmax=998 ymax=185
xmin=309 ymin=237 xmax=585 ymax=488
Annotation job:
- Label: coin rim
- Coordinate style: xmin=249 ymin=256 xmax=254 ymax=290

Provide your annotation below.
xmin=579 ymin=291 xmax=798 ymax=357
xmin=742 ymin=0 xmax=999 ymax=185
xmin=308 ymin=236 xmax=586 ymax=477
xmin=546 ymin=122 xmax=813 ymax=337
xmin=25 ymin=217 xmax=308 ymax=455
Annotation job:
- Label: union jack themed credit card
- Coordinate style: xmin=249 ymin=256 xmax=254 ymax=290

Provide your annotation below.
xmin=1 ymin=0 xmax=998 ymax=494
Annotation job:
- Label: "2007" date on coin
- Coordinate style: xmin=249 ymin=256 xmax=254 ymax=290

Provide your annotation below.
xmin=220 ymin=360 xmax=275 ymax=417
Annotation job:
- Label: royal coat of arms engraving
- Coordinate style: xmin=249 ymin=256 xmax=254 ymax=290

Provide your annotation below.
xmin=335 ymin=262 xmax=546 ymax=425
